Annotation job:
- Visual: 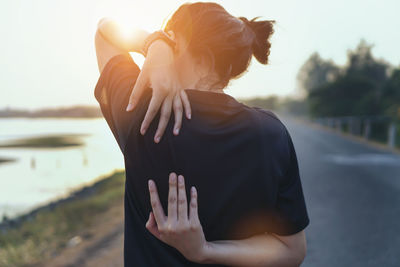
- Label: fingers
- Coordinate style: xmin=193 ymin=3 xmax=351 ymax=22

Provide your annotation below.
xmin=167 ymin=173 xmax=178 ymax=221
xmin=180 ymin=90 xmax=192 ymax=119
xmin=145 ymin=211 xmax=162 ymax=239
xmin=126 ymin=70 xmax=148 ymax=112
xmin=154 ymin=95 xmax=173 ymax=143
xmin=140 ymin=89 xmax=165 ymax=136
xmin=147 ymin=173 xmax=196 ymax=236
xmin=148 ymin=179 xmax=166 ymax=226
xmin=172 ymin=93 xmax=183 ymax=135
xmin=189 ymin=186 xmax=199 ymax=223
xmin=139 ymin=88 xmax=191 ymax=141
xmin=177 ymin=175 xmax=188 ymax=221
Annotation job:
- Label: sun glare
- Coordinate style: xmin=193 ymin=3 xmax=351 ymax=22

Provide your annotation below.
xmin=111 ymin=2 xmax=179 ymax=70
xmin=114 ymin=17 xmax=156 ymax=70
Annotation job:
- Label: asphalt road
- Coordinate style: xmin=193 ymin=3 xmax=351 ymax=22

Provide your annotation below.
xmin=280 ymin=116 xmax=400 ymax=267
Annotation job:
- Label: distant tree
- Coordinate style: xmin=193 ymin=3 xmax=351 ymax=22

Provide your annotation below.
xmin=306 ymin=39 xmax=392 ymax=117
xmin=308 ymin=75 xmax=378 ymax=117
xmin=296 ymin=52 xmax=340 ymax=93
xmin=345 ymin=39 xmax=390 ymax=89
xmin=381 ymin=67 xmax=400 ymax=119
xmin=345 ymin=39 xmax=390 ymax=85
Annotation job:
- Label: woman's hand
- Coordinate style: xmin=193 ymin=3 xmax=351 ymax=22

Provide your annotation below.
xmin=146 ymin=173 xmax=307 ymax=266
xmin=146 ymin=173 xmax=210 ymax=263
xmin=126 ymin=36 xmax=191 ymax=143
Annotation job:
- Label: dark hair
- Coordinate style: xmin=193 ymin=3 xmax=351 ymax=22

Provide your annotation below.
xmin=163 ymin=2 xmax=275 ymax=89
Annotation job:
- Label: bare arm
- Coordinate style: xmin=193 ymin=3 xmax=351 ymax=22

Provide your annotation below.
xmin=201 ymin=230 xmax=307 ymax=267
xmin=97 ymin=17 xmax=150 ymax=53
xmin=94 ymin=18 xmax=191 ymax=140
xmin=95 ymin=18 xmax=150 ymax=73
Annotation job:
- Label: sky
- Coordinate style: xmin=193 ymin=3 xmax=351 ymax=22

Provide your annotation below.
xmin=1 ymin=0 xmax=399 ymax=110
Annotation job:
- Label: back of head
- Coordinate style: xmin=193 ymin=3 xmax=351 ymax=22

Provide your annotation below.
xmin=163 ymin=1 xmax=275 ymax=89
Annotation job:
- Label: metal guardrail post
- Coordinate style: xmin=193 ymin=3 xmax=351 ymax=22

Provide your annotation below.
xmin=315 ymin=116 xmax=397 ymax=149
xmin=388 ymin=123 xmax=397 ymax=149
xmin=363 ymin=119 xmax=371 ymax=140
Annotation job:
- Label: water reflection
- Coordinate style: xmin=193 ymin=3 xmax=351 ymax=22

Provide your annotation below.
xmin=0 ymin=118 xmax=124 ymax=221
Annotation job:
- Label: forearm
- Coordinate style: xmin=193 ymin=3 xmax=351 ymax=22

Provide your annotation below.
xmin=97 ymin=17 xmax=150 ymax=54
xmin=200 ymin=233 xmax=304 ymax=267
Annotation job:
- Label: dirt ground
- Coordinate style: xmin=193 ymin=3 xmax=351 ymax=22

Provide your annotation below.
xmin=42 ymin=202 xmax=124 ymax=267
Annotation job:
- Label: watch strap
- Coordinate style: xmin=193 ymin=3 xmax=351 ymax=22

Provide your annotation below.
xmin=141 ymin=30 xmax=176 ymax=57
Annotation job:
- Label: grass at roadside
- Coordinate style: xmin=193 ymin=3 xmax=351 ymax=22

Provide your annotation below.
xmin=0 ymin=170 xmax=125 ymax=267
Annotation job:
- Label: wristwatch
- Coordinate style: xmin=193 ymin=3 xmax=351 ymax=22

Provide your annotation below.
xmin=141 ymin=30 xmax=176 ymax=57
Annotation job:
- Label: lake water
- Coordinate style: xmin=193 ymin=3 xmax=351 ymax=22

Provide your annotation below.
xmin=0 ymin=118 xmax=124 ymax=221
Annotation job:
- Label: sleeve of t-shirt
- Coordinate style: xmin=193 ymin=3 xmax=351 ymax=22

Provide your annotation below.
xmin=272 ymin=127 xmax=310 ymax=236
xmin=94 ymin=53 xmax=141 ymax=153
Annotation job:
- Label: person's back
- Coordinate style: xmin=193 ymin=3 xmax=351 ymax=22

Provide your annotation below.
xmin=94 ymin=2 xmax=309 ymax=265
xmin=121 ymin=88 xmax=308 ymax=266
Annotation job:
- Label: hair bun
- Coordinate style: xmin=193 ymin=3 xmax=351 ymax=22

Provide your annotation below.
xmin=239 ymin=16 xmax=275 ymax=64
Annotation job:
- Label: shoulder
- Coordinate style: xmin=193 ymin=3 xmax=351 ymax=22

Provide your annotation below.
xmin=100 ymin=53 xmax=140 ymax=77
xmin=242 ymin=105 xmax=291 ymax=161
xmin=94 ymin=53 xmax=140 ymax=103
xmin=243 ymin=106 xmax=288 ymax=140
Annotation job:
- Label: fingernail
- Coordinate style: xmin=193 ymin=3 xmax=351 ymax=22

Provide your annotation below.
xmin=154 ymin=136 xmax=160 ymax=143
xmin=141 ymin=127 xmax=146 ymax=135
xmin=188 ymin=113 xmax=191 ymax=119
xmin=174 ymin=127 xmax=179 ymax=135
xmin=178 ymin=175 xmax=184 ymax=184
xmin=126 ymin=103 xmax=133 ymax=111
xmin=148 ymin=179 xmax=152 ymax=189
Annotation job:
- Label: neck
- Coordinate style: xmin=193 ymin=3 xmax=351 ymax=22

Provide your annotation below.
xmin=193 ymin=87 xmax=225 ymax=94
xmin=185 ymin=76 xmax=225 ymax=94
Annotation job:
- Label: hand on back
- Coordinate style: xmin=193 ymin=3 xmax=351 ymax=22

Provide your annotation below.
xmin=146 ymin=173 xmax=209 ymax=263
xmin=126 ymin=32 xmax=191 ymax=143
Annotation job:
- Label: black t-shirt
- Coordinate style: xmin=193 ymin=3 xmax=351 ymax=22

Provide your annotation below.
xmin=94 ymin=54 xmax=309 ymax=266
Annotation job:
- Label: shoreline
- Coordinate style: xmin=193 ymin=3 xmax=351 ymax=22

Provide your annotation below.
xmin=0 ymin=170 xmax=123 ymax=231
xmin=0 ymin=170 xmax=126 ymax=267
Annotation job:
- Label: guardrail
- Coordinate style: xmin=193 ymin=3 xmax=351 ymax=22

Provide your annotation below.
xmin=312 ymin=116 xmax=398 ymax=149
